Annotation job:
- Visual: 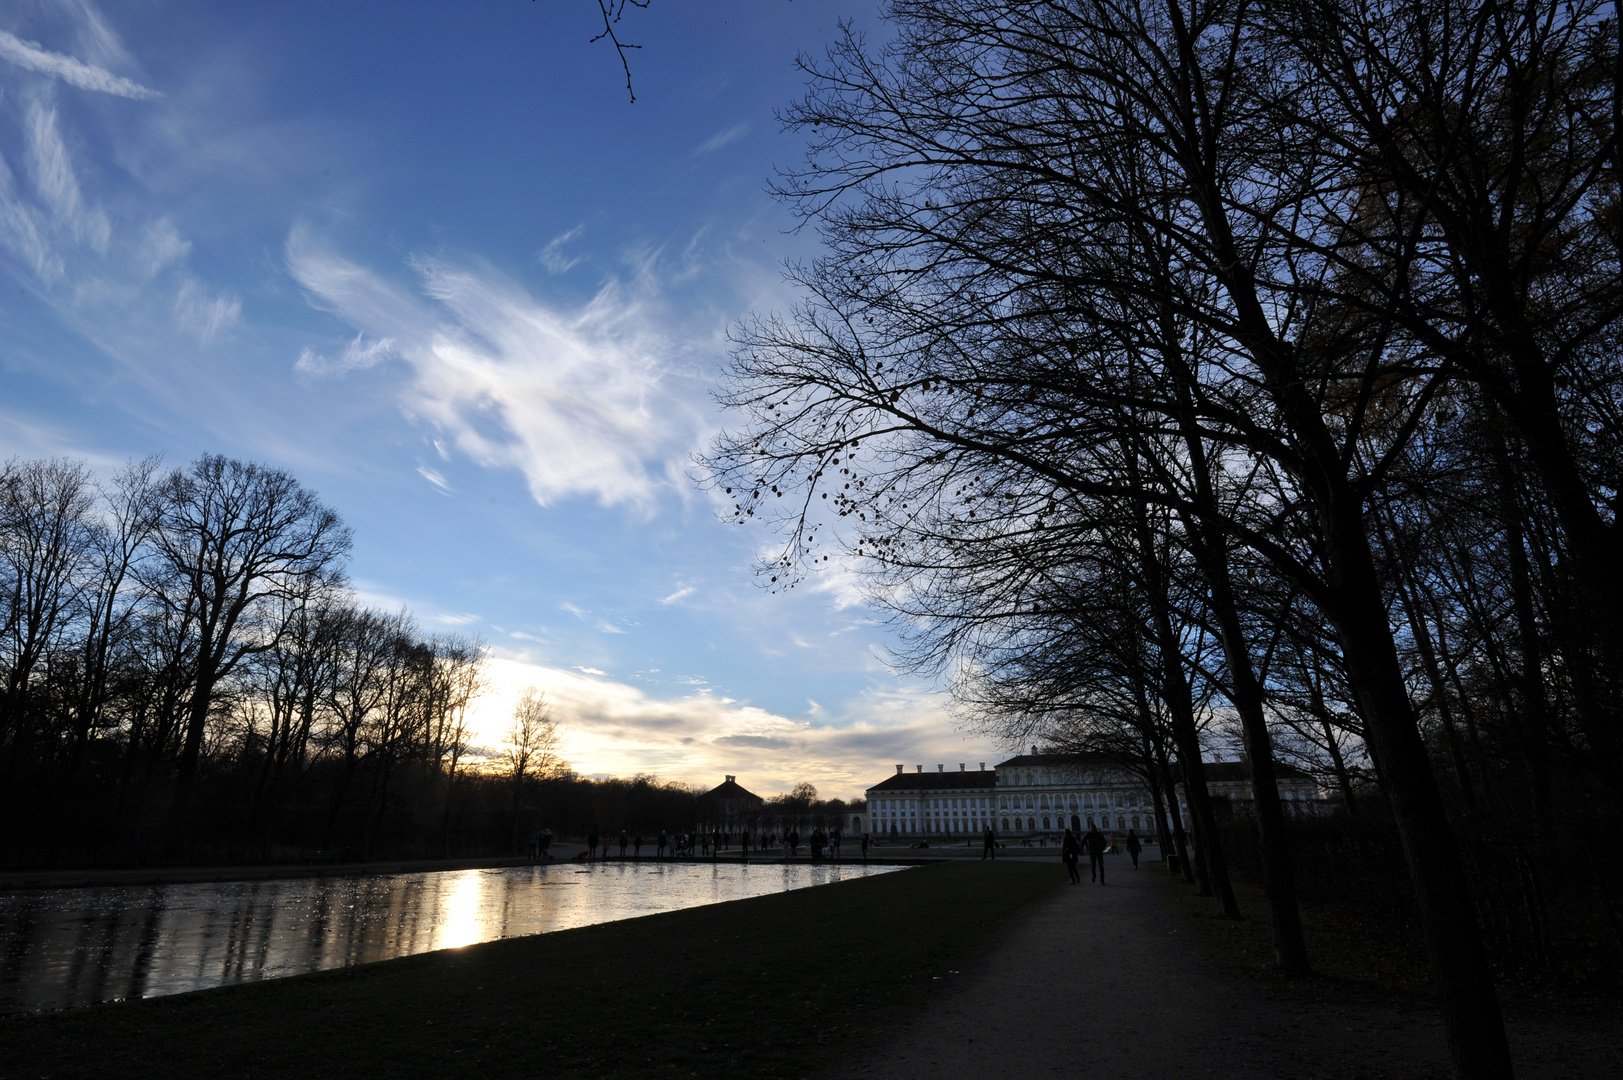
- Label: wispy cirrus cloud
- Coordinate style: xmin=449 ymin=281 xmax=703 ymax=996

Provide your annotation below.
xmin=0 ymin=30 xmax=157 ymax=99
xmin=295 ymin=332 xmax=395 ymax=375
xmin=537 ymin=224 xmax=584 ymax=274
xmin=690 ymin=121 xmax=750 ymax=159
xmin=174 ymin=276 xmax=241 ymax=342
xmin=27 ymin=103 xmax=110 ymax=252
xmin=286 ymin=225 xmax=711 ymax=511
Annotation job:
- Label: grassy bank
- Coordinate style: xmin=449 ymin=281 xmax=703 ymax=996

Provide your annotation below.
xmin=1 ymin=862 xmax=1062 ymax=1080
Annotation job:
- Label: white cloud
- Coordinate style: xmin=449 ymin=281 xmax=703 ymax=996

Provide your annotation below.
xmin=294 ymin=332 xmax=395 ymax=375
xmin=286 ymin=225 xmax=710 ymax=511
xmin=537 ymin=224 xmax=583 ymax=274
xmin=174 ymin=276 xmax=240 ymax=342
xmin=464 ymin=653 xmax=993 ymax=798
xmin=659 ymin=586 xmax=695 ymax=605
xmin=690 ymin=121 xmax=751 ymax=159
xmin=139 ymin=217 xmax=190 ymax=278
xmin=27 ymin=102 xmax=110 ymax=253
xmin=0 ymin=30 xmax=158 ymax=99
xmin=0 ymin=151 xmax=61 ymax=281
xmin=416 ymin=464 xmax=452 ymax=492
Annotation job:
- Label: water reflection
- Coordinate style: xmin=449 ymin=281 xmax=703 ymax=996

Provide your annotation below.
xmin=0 ymin=861 xmax=901 ymax=1015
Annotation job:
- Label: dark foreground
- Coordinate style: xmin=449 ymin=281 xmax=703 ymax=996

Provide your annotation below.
xmin=0 ymin=862 xmax=1062 ymax=1080
xmin=825 ymin=858 xmax=1618 ymax=1080
xmin=5 ymin=856 xmax=1612 ymax=1080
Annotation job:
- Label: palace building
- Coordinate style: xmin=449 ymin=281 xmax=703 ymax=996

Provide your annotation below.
xmin=859 ymin=751 xmax=1324 ymax=839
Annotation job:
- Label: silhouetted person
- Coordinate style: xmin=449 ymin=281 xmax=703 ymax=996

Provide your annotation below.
xmin=633 ymin=835 xmax=643 ymax=858
xmin=1061 ymin=827 xmax=1082 ymax=884
xmin=712 ymin=828 xmax=722 ymax=859
xmin=540 ymin=828 xmax=553 ymax=860
xmin=619 ymin=830 xmax=628 ymax=859
xmin=656 ymin=831 xmax=667 ymax=858
xmin=790 ymin=829 xmax=800 ymax=856
xmin=1126 ymin=828 xmax=1141 ymax=869
xmin=982 ymin=826 xmax=997 ymax=860
xmin=587 ymin=829 xmax=599 ymax=863
xmin=1084 ymin=824 xmax=1107 ymax=883
xmin=740 ymin=829 xmax=750 ymax=861
xmin=861 ymin=832 xmax=870 ymax=861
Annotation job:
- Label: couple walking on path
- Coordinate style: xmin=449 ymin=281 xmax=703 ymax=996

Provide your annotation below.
xmin=1062 ymin=825 xmax=1137 ymax=884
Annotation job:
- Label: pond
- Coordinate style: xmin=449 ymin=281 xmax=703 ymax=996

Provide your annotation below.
xmin=0 ymin=860 xmax=903 ymax=1015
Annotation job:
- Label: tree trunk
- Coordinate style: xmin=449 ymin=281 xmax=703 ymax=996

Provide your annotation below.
xmin=1328 ymin=556 xmax=1512 ymax=1079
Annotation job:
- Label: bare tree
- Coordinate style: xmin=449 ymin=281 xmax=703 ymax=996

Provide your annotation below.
xmin=503 ymin=688 xmax=562 ymax=852
xmin=145 ymin=455 xmax=351 ymax=818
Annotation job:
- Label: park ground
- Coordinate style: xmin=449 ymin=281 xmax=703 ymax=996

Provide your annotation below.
xmin=0 ymin=855 xmax=1616 ymax=1079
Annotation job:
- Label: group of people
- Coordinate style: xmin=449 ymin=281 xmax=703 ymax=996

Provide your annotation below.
xmin=560 ymin=826 xmax=868 ymax=862
xmin=523 ymin=828 xmax=554 ymax=862
xmin=1059 ymin=826 xmax=1143 ymax=884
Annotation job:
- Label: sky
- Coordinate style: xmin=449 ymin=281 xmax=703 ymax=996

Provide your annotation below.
xmin=0 ymin=0 xmax=1009 ymax=799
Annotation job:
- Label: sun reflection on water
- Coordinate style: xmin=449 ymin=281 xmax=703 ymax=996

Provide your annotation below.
xmin=434 ymin=870 xmax=484 ymax=950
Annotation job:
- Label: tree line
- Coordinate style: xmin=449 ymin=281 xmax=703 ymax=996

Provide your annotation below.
xmin=701 ymin=3 xmax=1619 ymax=1078
xmin=0 ymin=456 xmax=867 ymax=868
xmin=0 ymin=454 xmax=499 ymax=866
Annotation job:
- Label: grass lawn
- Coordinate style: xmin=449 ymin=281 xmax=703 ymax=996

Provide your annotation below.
xmin=0 ymin=861 xmax=1062 ymax=1080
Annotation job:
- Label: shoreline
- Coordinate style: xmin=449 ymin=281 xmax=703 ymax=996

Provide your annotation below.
xmin=0 ymin=843 xmax=1092 ymax=891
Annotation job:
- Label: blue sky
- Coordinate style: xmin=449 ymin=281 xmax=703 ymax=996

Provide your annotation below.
xmin=0 ymin=0 xmax=1004 ymax=798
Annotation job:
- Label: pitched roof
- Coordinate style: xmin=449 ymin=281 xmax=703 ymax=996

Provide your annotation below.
xmin=702 ymin=777 xmax=763 ymax=802
xmin=868 ymin=769 xmax=998 ymax=792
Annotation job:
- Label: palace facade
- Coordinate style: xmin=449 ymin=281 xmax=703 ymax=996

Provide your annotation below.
xmin=859 ymin=752 xmax=1325 ymax=839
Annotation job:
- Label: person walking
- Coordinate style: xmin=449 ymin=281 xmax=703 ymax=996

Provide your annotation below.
xmin=1084 ymin=823 xmax=1107 ymax=884
xmin=540 ymin=828 xmax=553 ymax=860
xmin=586 ymin=829 xmax=599 ymax=863
xmin=1126 ymin=828 xmax=1141 ymax=869
xmin=633 ymin=835 xmax=643 ymax=859
xmin=619 ymin=830 xmax=628 ymax=859
xmin=656 ymin=831 xmax=667 ymax=859
xmin=740 ymin=829 xmax=750 ymax=861
xmin=982 ymin=825 xmax=997 ymax=860
xmin=1061 ymin=827 xmax=1082 ymax=884
xmin=861 ymin=832 xmax=870 ymax=861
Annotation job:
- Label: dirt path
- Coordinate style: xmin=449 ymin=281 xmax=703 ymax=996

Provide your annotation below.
xmin=821 ymin=854 xmax=1611 ymax=1079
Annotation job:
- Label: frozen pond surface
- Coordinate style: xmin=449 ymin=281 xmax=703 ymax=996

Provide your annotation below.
xmin=0 ymin=861 xmax=903 ymax=1014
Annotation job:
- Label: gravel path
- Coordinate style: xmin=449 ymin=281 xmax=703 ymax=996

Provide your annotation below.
xmin=820 ymin=854 xmax=1613 ymax=1079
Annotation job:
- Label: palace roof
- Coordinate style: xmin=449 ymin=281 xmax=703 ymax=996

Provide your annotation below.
xmin=868 ymin=768 xmax=998 ymax=792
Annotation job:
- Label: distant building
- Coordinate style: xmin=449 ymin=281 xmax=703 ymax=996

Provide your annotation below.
xmin=859 ymin=752 xmax=1326 ymax=839
xmin=698 ymin=775 xmax=763 ymax=831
